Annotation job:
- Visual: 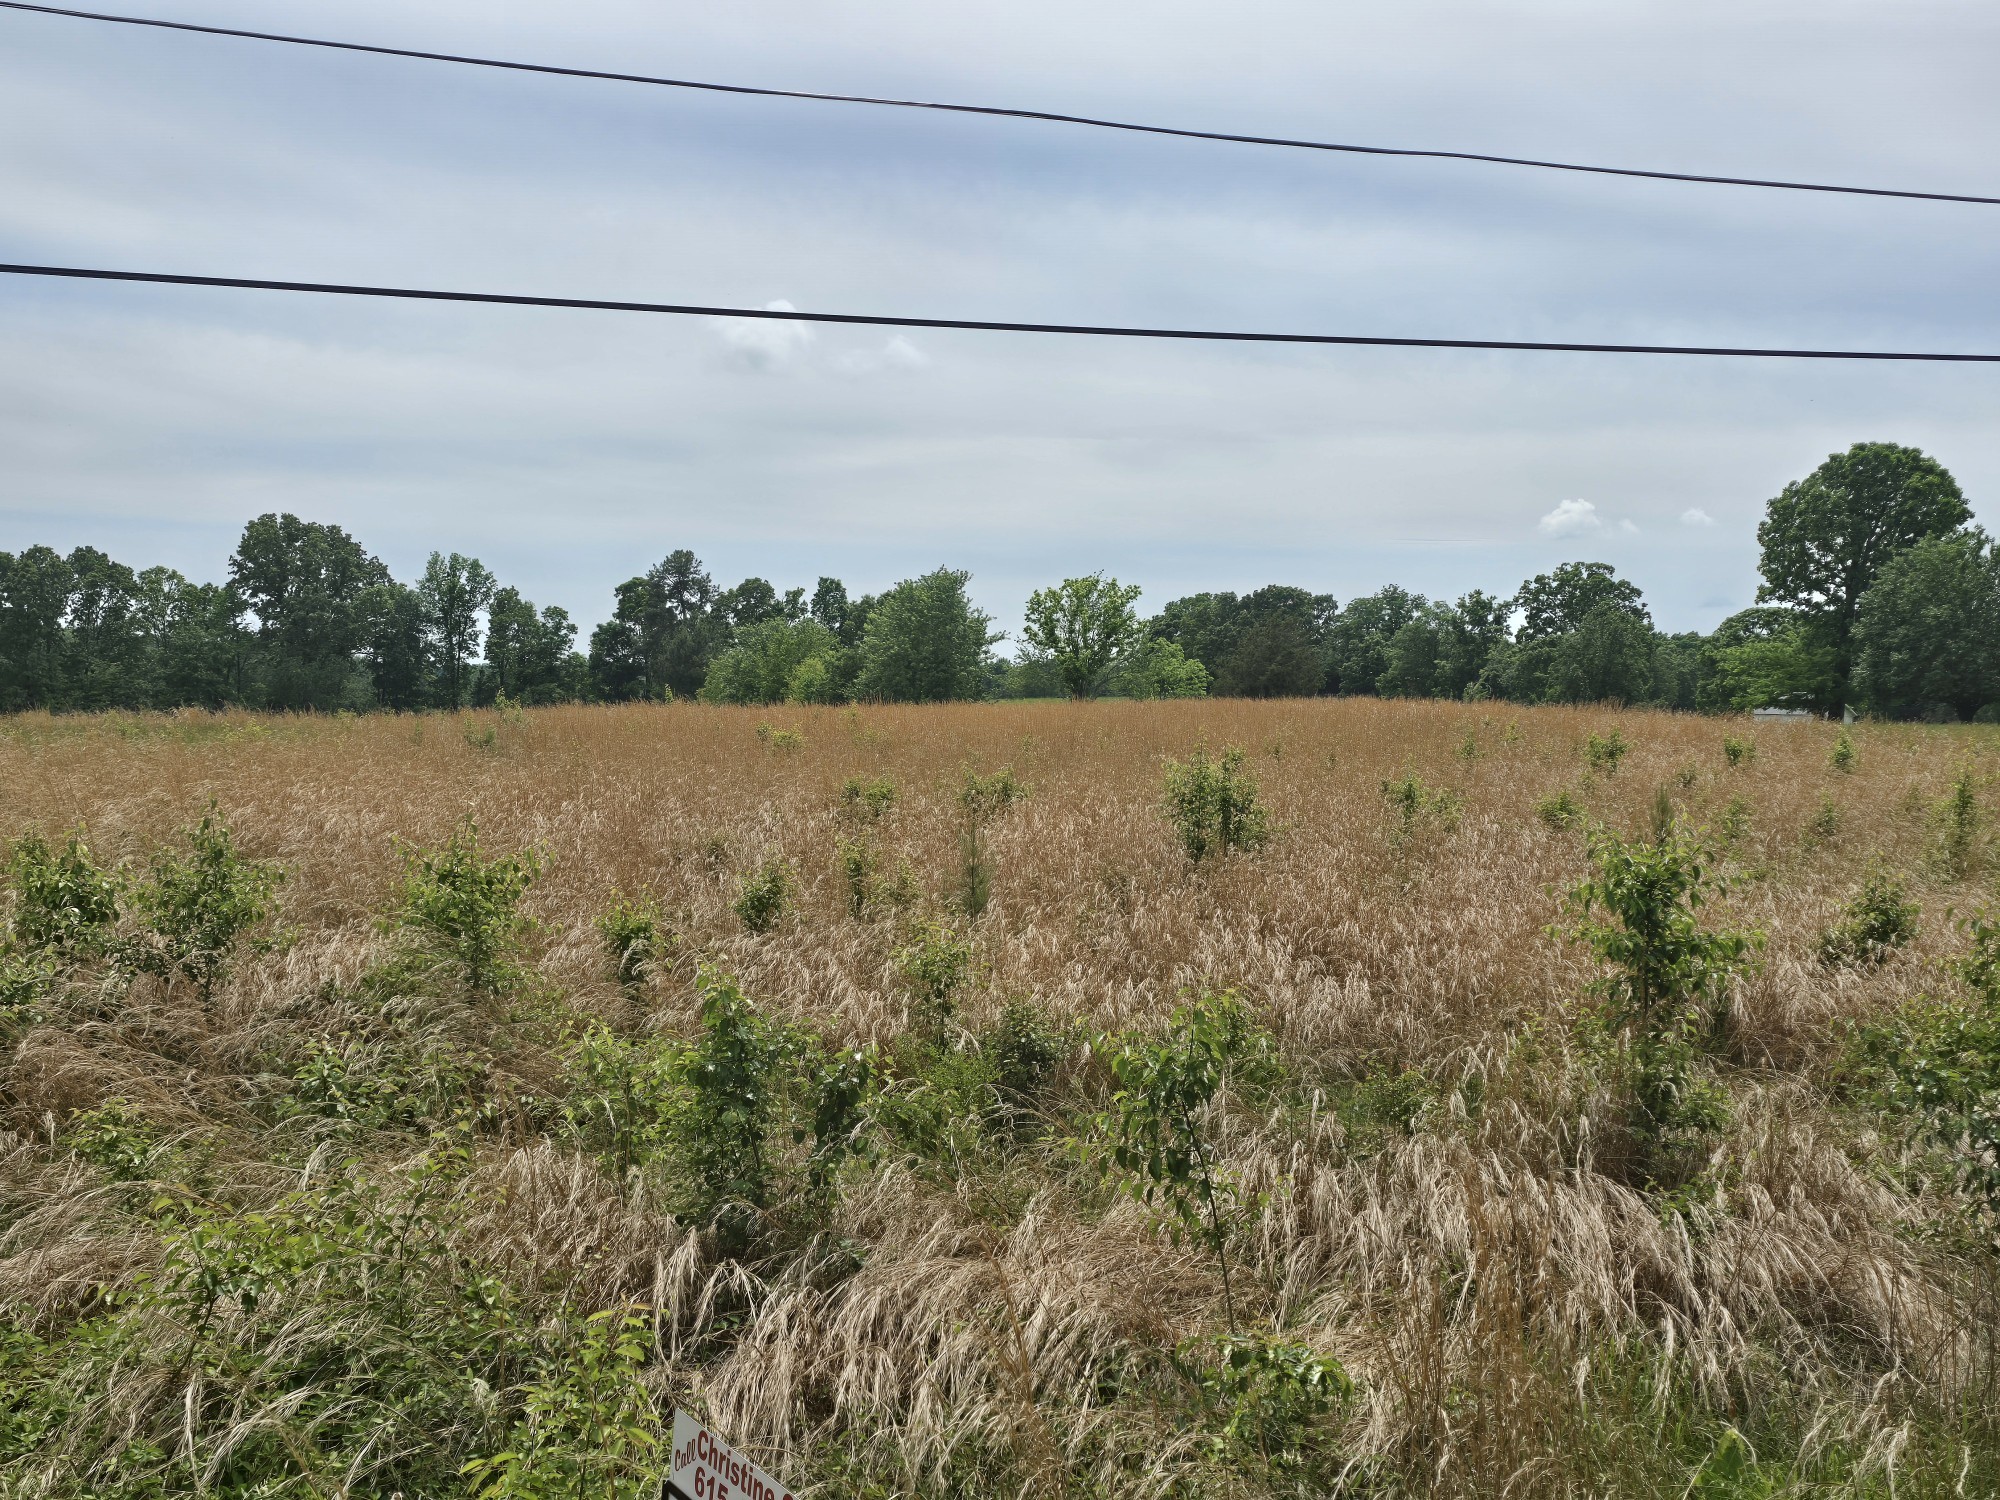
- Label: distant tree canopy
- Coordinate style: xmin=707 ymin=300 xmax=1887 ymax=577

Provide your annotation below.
xmin=3 ymin=441 xmax=1989 ymax=720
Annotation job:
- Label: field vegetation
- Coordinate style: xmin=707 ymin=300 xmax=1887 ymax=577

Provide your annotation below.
xmin=0 ymin=698 xmax=1996 ymax=1497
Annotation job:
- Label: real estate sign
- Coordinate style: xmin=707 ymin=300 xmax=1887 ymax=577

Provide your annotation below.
xmin=667 ymin=1411 xmax=795 ymax=1500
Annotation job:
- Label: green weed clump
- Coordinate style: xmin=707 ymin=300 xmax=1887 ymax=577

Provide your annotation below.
xmin=596 ymin=892 xmax=667 ymax=989
xmin=1536 ymin=788 xmax=1586 ymax=832
xmin=1382 ymin=770 xmax=1462 ymax=845
xmin=957 ymin=765 xmax=1030 ymax=916
xmin=839 ymin=774 xmax=897 ymax=819
xmin=1829 ymin=730 xmax=1857 ymax=772
xmin=1722 ymin=735 xmax=1756 ymax=768
xmin=895 ymin=917 xmax=978 ymax=1028
xmin=732 ymin=857 xmax=794 ymax=934
xmin=1162 ymin=747 xmax=1269 ymax=862
xmin=1179 ymin=1332 xmax=1352 ymax=1486
xmin=1817 ymin=873 xmax=1919 ymax=968
xmin=1583 ymin=728 xmax=1629 ymax=774
xmin=1930 ymin=765 xmax=1984 ymax=881
xmin=393 ymin=818 xmax=543 ymax=993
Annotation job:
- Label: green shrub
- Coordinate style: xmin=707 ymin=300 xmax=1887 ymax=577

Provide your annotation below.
xmin=1562 ymin=815 xmax=1757 ymax=1175
xmin=684 ymin=968 xmax=785 ymax=1239
xmin=1805 ymin=797 xmax=1841 ymax=842
xmin=596 ymin=893 xmax=666 ymax=988
xmin=393 ymin=818 xmax=543 ymax=993
xmin=1722 ymin=735 xmax=1756 ymax=768
xmin=955 ymin=766 xmax=1030 ymax=917
xmin=1718 ymin=796 xmax=1752 ymax=846
xmin=1817 ymin=873 xmax=1919 ymax=967
xmin=1382 ymin=770 xmax=1463 ymax=844
xmin=5 ymin=828 xmax=121 ymax=956
xmin=1537 ymin=789 xmax=1586 ymax=832
xmin=894 ymin=917 xmax=977 ymax=1026
xmin=1584 ymin=729 xmax=1629 ymax=774
xmin=1830 ymin=731 xmax=1857 ymax=773
xmin=1162 ymin=747 xmax=1270 ymax=862
xmin=1180 ymin=1332 xmax=1352 ymax=1481
xmin=1930 ymin=766 xmax=1983 ymax=882
xmin=984 ymin=1000 xmax=1069 ymax=1138
xmin=281 ymin=1036 xmax=475 ymax=1133
xmin=127 ymin=806 xmax=284 ymax=996
xmin=732 ymin=858 xmax=794 ymax=934
xmin=754 ymin=721 xmax=804 ymax=753
xmin=462 ymin=1308 xmax=658 ymax=1500
xmin=64 ymin=1097 xmax=165 ymax=1181
xmin=560 ymin=1023 xmax=687 ymax=1182
xmin=1095 ymin=990 xmax=1274 ymax=1326
xmin=1851 ymin=989 xmax=2000 ymax=1225
xmin=839 ymin=774 xmax=897 ymax=819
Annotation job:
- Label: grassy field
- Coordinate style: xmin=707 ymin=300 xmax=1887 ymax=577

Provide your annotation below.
xmin=0 ymin=698 xmax=1996 ymax=1498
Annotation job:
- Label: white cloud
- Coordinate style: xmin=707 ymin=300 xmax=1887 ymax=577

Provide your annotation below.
xmin=1619 ymin=519 xmax=1640 ymax=535
xmin=1681 ymin=507 xmax=1718 ymax=527
xmin=1538 ymin=498 xmax=1605 ymax=538
xmin=834 ymin=335 xmax=932 ymax=376
xmin=708 ymin=301 xmax=815 ymax=370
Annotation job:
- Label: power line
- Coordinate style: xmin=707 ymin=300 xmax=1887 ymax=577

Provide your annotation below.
xmin=3 ymin=262 xmax=1995 ymax=362
xmin=4 ymin=0 xmax=1995 ymax=208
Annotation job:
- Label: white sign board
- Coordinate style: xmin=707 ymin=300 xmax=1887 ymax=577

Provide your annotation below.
xmin=669 ymin=1411 xmax=796 ymax=1500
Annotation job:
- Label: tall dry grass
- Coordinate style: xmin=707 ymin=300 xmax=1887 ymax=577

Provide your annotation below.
xmin=0 ymin=698 xmax=1995 ymax=1497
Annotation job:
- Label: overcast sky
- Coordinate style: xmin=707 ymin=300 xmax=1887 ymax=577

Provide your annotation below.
xmin=3 ymin=0 xmax=1996 ymax=640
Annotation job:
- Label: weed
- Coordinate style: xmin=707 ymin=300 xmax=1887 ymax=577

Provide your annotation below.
xmin=126 ymin=805 xmax=284 ymax=996
xmin=1455 ymin=728 xmax=1481 ymax=761
xmin=1180 ymin=1332 xmax=1352 ymax=1481
xmin=732 ymin=858 xmax=794 ymax=934
xmin=1817 ymin=873 xmax=1919 ymax=967
xmin=1805 ymin=796 xmax=1841 ymax=842
xmin=1718 ymin=796 xmax=1752 ymax=846
xmin=1537 ymin=788 xmax=1586 ymax=832
xmin=64 ymin=1097 xmax=164 ymax=1180
xmin=985 ymin=1000 xmax=1068 ymax=1138
xmin=1382 ymin=770 xmax=1463 ymax=845
xmin=560 ymin=1023 xmax=685 ymax=1183
xmin=756 ymin=721 xmax=804 ymax=753
xmin=1850 ymin=990 xmax=2000 ymax=1225
xmin=957 ymin=765 xmax=1029 ymax=916
xmin=1930 ymin=765 xmax=1983 ymax=881
xmin=393 ymin=818 xmax=543 ymax=993
xmin=685 ymin=968 xmax=784 ymax=1239
xmin=1584 ymin=729 xmax=1629 ymax=774
xmin=1830 ymin=731 xmax=1857 ymax=773
xmin=1722 ymin=735 xmax=1756 ymax=768
xmin=839 ymin=774 xmax=897 ymax=819
xmin=1673 ymin=762 xmax=1701 ymax=789
xmin=596 ymin=892 xmax=667 ymax=989
xmin=1162 ymin=747 xmax=1270 ymax=862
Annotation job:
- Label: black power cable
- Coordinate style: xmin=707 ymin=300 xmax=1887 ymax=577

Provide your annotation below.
xmin=4 ymin=262 xmax=1996 ymax=362
xmin=3 ymin=0 xmax=1995 ymax=208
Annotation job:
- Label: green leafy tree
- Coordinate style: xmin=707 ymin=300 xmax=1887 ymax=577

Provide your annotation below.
xmin=852 ymin=568 xmax=998 ymax=702
xmin=700 ymin=619 xmax=840 ymax=705
xmin=1325 ymin=586 xmax=1423 ymax=696
xmin=1513 ymin=561 xmax=1650 ymax=641
xmin=229 ymin=513 xmax=388 ymax=710
xmin=1162 ymin=747 xmax=1270 ymax=861
xmin=0 ymin=545 xmax=77 ymax=711
xmin=588 ymin=549 xmax=721 ymax=701
xmin=1544 ymin=602 xmax=1657 ymax=705
xmin=127 ymin=806 xmax=284 ymax=997
xmin=1851 ymin=532 xmax=2000 ymax=722
xmin=358 ymin=581 xmax=432 ymax=712
xmin=1109 ymin=636 xmax=1210 ymax=699
xmin=135 ymin=567 xmax=250 ymax=709
xmin=483 ymin=586 xmax=580 ymax=705
xmin=1021 ymin=573 xmax=1143 ymax=699
xmin=60 ymin=547 xmax=148 ymax=710
xmin=1699 ymin=606 xmax=1835 ymax=712
xmin=417 ymin=552 xmax=497 ymax=709
xmin=394 ymin=819 xmax=544 ymax=993
xmin=1756 ymin=442 xmax=1971 ymax=712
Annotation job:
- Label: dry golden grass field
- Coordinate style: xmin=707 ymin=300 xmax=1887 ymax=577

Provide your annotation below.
xmin=0 ymin=698 xmax=1996 ymax=1498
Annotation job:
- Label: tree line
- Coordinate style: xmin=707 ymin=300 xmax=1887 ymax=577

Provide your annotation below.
xmin=2 ymin=441 xmax=1993 ymax=719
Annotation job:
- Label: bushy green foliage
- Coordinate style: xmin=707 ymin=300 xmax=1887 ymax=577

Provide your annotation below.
xmin=64 ymin=1097 xmax=167 ymax=1180
xmin=1563 ymin=814 xmax=1757 ymax=1169
xmin=1817 ymin=873 xmax=1919 ymax=967
xmin=1162 ymin=747 xmax=1269 ymax=862
xmin=1829 ymin=730 xmax=1857 ymax=772
xmin=126 ymin=805 xmax=284 ymax=995
xmin=1930 ymin=765 xmax=1983 ymax=881
xmin=754 ymin=720 xmax=805 ymax=753
xmin=462 ymin=1309 xmax=657 ymax=1500
xmin=957 ymin=765 xmax=1028 ymax=916
xmin=894 ymin=917 xmax=977 ymax=1026
xmin=1583 ymin=728 xmax=1629 ymax=773
xmin=685 ymin=968 xmax=786 ymax=1234
xmin=840 ymin=773 xmax=897 ymax=819
xmin=1537 ymin=788 xmax=1586 ymax=832
xmin=1382 ymin=770 xmax=1462 ymax=844
xmin=732 ymin=857 xmax=794 ymax=934
xmin=1094 ymin=991 xmax=1274 ymax=1326
xmin=985 ymin=1000 xmax=1069 ymax=1138
xmin=596 ymin=892 xmax=666 ymax=989
xmin=561 ymin=1023 xmax=687 ymax=1182
xmin=282 ymin=1035 xmax=477 ymax=1132
xmin=1181 ymin=1332 xmax=1352 ymax=1480
xmin=5 ymin=827 xmax=120 ymax=956
xmin=394 ymin=818 xmax=544 ymax=992
xmin=1722 ymin=734 xmax=1756 ymax=768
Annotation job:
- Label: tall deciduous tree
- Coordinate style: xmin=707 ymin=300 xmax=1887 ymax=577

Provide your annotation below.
xmin=417 ymin=552 xmax=496 ymax=709
xmin=1021 ymin=574 xmax=1143 ymax=699
xmin=588 ymin=549 xmax=722 ymax=701
xmin=1513 ymin=562 xmax=1650 ymax=641
xmin=1852 ymin=533 xmax=2000 ymax=722
xmin=229 ymin=513 xmax=388 ymax=710
xmin=852 ymin=568 xmax=998 ymax=703
xmin=1756 ymin=442 xmax=1971 ymax=712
